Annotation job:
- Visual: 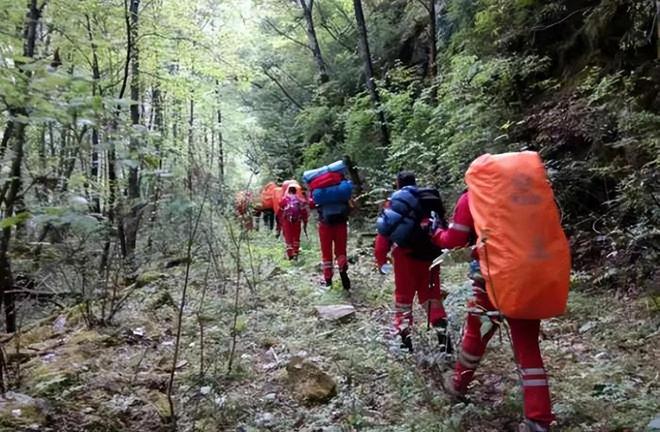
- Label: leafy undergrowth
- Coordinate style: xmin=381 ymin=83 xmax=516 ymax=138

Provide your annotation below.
xmin=2 ymin=230 xmax=658 ymax=431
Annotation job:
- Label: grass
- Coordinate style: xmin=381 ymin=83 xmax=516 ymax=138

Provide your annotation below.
xmin=4 ymin=226 xmax=658 ymax=431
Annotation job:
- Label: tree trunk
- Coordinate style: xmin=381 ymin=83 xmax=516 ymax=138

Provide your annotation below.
xmin=344 ymin=154 xmax=363 ymax=197
xmin=86 ymin=13 xmax=101 ymax=214
xmin=147 ymin=86 xmax=164 ymax=250
xmin=352 ymin=0 xmax=390 ymax=148
xmin=128 ymin=0 xmax=140 ymax=201
xmin=298 ymin=0 xmax=329 ymax=84
xmin=428 ymin=0 xmax=437 ymax=81
xmin=101 ymin=0 xmax=134 ymax=267
xmin=656 ymin=1 xmax=660 ymax=59
xmin=124 ymin=0 xmax=141 ymax=256
xmin=0 ymin=0 xmax=44 ymax=333
xmin=187 ymin=97 xmax=194 ymax=192
xmin=215 ymin=81 xmax=224 ymax=189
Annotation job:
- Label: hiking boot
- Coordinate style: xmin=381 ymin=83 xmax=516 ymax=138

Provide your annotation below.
xmin=441 ymin=370 xmax=466 ymax=401
xmin=399 ymin=328 xmax=413 ymax=353
xmin=339 ymin=271 xmax=351 ymax=291
xmin=324 ymin=279 xmax=332 ymax=288
xmin=518 ymin=420 xmax=549 ymax=432
xmin=432 ymin=319 xmax=453 ymax=354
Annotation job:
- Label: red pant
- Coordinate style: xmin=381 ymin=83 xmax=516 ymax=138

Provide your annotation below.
xmin=318 ymin=222 xmax=348 ymax=280
xmin=282 ymin=219 xmax=302 ymax=258
xmin=392 ymin=247 xmax=447 ymax=332
xmin=452 ymin=283 xmax=554 ymax=427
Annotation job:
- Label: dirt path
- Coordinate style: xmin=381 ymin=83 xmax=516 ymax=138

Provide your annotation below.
xmin=2 ymin=229 xmax=658 ymax=431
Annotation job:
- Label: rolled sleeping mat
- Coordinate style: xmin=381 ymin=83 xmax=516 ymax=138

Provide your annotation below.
xmin=312 ymin=180 xmax=353 ymax=206
xmin=303 ymin=160 xmax=346 ymax=184
xmin=309 ymin=171 xmax=343 ymax=191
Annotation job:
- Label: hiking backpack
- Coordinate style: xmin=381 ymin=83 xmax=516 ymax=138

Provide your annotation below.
xmin=303 ymin=160 xmax=346 ymax=184
xmin=319 ymin=202 xmax=350 ymax=225
xmin=312 ymin=180 xmax=353 ymax=206
xmin=466 ymin=151 xmax=571 ymax=319
xmin=282 ymin=195 xmax=304 ymax=222
xmin=377 ymin=186 xmax=447 ymax=260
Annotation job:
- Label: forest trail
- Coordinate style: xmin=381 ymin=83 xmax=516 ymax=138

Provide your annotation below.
xmin=2 ymin=228 xmax=658 ymax=432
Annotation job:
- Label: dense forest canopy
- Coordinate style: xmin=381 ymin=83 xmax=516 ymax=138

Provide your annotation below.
xmin=0 ymin=0 xmax=658 ymax=431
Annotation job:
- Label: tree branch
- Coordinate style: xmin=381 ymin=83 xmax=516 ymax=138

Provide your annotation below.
xmin=414 ymin=0 xmax=431 ymax=14
xmin=261 ymin=68 xmax=304 ymax=110
xmin=263 ymin=18 xmax=311 ymax=52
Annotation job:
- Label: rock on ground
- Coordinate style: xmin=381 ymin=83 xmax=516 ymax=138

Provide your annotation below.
xmin=314 ymin=304 xmax=356 ymax=322
xmin=285 ymin=356 xmax=337 ymax=404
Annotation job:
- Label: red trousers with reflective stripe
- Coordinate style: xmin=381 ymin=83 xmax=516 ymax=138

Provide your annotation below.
xmin=453 ymin=284 xmax=554 ymax=427
xmin=318 ymin=222 xmax=348 ymax=280
xmin=392 ymin=247 xmax=446 ymax=332
xmin=282 ymin=219 xmax=302 ymax=258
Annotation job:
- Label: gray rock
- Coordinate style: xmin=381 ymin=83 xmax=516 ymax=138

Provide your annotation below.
xmin=314 ymin=305 xmax=356 ymax=322
xmin=579 ymin=321 xmax=597 ymax=334
xmin=256 ymin=412 xmax=276 ymax=428
xmin=0 ymin=392 xmax=50 ymax=427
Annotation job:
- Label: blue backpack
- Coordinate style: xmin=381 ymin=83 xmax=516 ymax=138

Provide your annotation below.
xmin=312 ymin=180 xmax=353 ymax=206
xmin=377 ymin=186 xmax=446 ymax=259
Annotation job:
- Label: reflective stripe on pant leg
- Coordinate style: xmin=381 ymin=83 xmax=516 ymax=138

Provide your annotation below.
xmin=509 ymin=318 xmax=554 ymax=427
xmin=393 ymin=302 xmax=413 ymax=333
xmin=453 ymin=286 xmax=498 ymax=393
xmin=458 ymin=350 xmax=481 ymax=369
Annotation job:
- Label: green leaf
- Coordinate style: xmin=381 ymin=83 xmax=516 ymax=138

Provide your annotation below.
xmin=0 ymin=212 xmax=31 ymax=229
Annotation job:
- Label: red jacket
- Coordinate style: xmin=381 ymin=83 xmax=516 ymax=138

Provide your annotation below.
xmin=431 ymin=192 xmax=475 ymax=250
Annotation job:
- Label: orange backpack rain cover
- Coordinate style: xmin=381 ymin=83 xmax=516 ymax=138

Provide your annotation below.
xmin=261 ymin=182 xmax=276 ymax=209
xmin=272 ymin=186 xmax=283 ymax=214
xmin=465 ymin=151 xmax=571 ymax=319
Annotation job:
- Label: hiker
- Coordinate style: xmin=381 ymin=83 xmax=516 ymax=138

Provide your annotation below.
xmin=304 ymin=161 xmax=353 ymax=290
xmin=234 ymin=190 xmax=254 ymax=231
xmin=431 ymin=152 xmax=570 ymax=432
xmin=273 ymin=185 xmax=284 ymax=239
xmin=260 ymin=182 xmax=277 ymax=231
xmin=278 ymin=184 xmax=308 ymax=260
xmin=374 ymin=171 xmax=451 ymax=353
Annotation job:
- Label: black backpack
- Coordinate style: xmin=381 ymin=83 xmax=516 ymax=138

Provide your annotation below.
xmin=377 ymin=187 xmax=447 ymax=261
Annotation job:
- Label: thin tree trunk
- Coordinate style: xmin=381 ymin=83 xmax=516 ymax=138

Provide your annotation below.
xmin=298 ymin=0 xmax=329 ymax=84
xmin=428 ymin=0 xmax=437 ymax=81
xmin=352 ymin=0 xmax=390 ymax=148
xmin=187 ymin=97 xmax=194 ymax=192
xmin=215 ymin=81 xmax=224 ymax=188
xmin=0 ymin=0 xmax=44 ymax=333
xmin=0 ymin=122 xmax=14 ymax=161
xmin=128 ymin=0 xmax=140 ymax=201
xmin=86 ymin=13 xmax=102 ymax=214
xmin=147 ymin=86 xmax=164 ymax=250
xmin=101 ymin=0 xmax=134 ymax=267
xmin=656 ymin=1 xmax=660 ymax=59
xmin=124 ymin=0 xmax=141 ymax=257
